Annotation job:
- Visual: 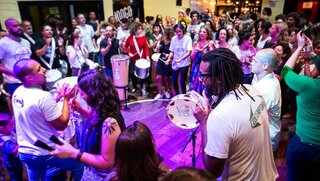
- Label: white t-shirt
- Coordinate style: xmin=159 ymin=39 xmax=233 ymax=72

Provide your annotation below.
xmin=205 ymin=85 xmax=278 ymax=181
xmin=169 ymin=35 xmax=193 ymax=70
xmin=66 ymin=45 xmax=86 ymax=68
xmin=0 ymin=37 xmax=31 ymax=83
xmin=77 ymin=24 xmax=95 ymax=53
xmin=12 ymin=86 xmax=62 ymax=156
xmin=116 ymin=27 xmax=130 ymax=40
xmin=252 ymin=73 xmax=282 ymax=151
xmin=256 ymin=35 xmax=271 ymax=50
xmin=232 ymin=45 xmax=256 ymax=74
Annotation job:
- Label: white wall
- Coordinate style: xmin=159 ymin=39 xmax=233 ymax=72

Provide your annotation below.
xmin=0 ymin=0 xmax=21 ymax=30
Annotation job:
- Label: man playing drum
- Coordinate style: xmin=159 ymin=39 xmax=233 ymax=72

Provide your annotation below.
xmin=12 ymin=59 xmax=84 ymax=180
xmin=33 ymin=24 xmax=65 ymax=88
xmin=192 ymin=48 xmax=278 ymax=180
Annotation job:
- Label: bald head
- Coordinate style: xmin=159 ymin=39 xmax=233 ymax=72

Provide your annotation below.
xmin=255 ymin=48 xmax=279 ymax=71
xmin=5 ymin=18 xmax=18 ymax=28
xmin=13 ymin=59 xmax=36 ymax=82
xmin=4 ymin=18 xmax=23 ymax=37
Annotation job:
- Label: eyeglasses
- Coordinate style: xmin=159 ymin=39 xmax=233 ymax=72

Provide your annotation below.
xmin=199 ymin=72 xmax=211 ymax=82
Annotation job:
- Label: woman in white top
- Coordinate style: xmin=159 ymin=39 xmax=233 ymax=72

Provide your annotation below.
xmin=256 ymin=20 xmax=272 ymax=50
xmin=66 ymin=29 xmax=88 ymax=76
xmin=232 ymin=30 xmax=257 ymax=84
xmin=168 ymin=23 xmax=192 ymax=94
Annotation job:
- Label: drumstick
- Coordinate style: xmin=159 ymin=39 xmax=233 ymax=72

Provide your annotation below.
xmin=158 ymin=57 xmax=167 ymax=63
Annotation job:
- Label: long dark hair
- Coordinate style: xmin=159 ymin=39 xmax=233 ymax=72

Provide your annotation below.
xmin=114 ymin=121 xmax=164 ymax=181
xmin=202 ymin=48 xmax=253 ymax=105
xmin=77 ymin=67 xmax=121 ymax=125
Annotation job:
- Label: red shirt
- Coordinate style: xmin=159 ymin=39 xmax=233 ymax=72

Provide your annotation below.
xmin=124 ymin=35 xmax=150 ymax=61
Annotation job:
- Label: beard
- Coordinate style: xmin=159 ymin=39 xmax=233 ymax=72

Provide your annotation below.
xmin=11 ymin=30 xmax=24 ymax=37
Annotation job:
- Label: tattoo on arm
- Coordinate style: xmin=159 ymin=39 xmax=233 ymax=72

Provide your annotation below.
xmin=103 ymin=118 xmax=117 ymax=135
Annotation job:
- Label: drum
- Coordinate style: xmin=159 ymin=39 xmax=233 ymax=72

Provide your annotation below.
xmin=111 ymin=54 xmax=130 ymax=100
xmin=85 ymin=59 xmax=96 ymax=69
xmin=53 ymin=76 xmax=78 ymax=89
xmin=151 ymin=53 xmax=161 ymax=62
xmin=46 ymin=69 xmax=62 ymax=90
xmin=166 ymin=94 xmax=201 ymax=129
xmin=135 ymin=59 xmax=150 ymax=79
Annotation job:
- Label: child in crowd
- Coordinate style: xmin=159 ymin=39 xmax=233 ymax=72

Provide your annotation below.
xmin=0 ymin=113 xmax=23 ymax=181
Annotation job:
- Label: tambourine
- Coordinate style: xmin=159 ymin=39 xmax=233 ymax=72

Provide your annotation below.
xmin=166 ymin=94 xmax=201 ymax=129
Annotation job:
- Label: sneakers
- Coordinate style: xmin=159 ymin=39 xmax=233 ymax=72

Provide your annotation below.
xmin=164 ymin=91 xmax=171 ymax=99
xmin=154 ymin=94 xmax=163 ymax=100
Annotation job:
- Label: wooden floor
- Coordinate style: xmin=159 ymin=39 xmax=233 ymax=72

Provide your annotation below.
xmin=121 ymin=99 xmax=204 ymax=169
xmin=121 ymin=99 xmax=293 ymax=180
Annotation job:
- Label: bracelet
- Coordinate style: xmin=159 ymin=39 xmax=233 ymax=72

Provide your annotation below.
xmin=76 ymin=150 xmax=83 ymax=161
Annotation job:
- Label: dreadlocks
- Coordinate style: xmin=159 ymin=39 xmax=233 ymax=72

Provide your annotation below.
xmin=202 ymin=48 xmax=254 ymax=106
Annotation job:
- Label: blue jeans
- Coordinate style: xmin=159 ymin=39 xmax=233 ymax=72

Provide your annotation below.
xmin=286 ymin=134 xmax=320 ymax=181
xmin=4 ymin=83 xmax=22 ymax=96
xmin=172 ymin=66 xmax=189 ymax=94
xmin=19 ymin=153 xmax=84 ymax=181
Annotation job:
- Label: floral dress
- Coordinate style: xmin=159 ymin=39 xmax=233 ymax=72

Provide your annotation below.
xmin=189 ymin=45 xmax=210 ymax=93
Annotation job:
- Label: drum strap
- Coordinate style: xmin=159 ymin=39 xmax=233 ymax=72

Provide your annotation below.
xmin=133 ymin=36 xmax=143 ymax=58
xmin=77 ymin=45 xmax=87 ymax=65
xmin=23 ymin=32 xmax=35 ymax=45
xmin=39 ymin=37 xmax=56 ymax=70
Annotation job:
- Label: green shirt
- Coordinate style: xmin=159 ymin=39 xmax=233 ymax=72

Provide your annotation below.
xmin=311 ymin=54 xmax=320 ymax=72
xmin=281 ymin=66 xmax=320 ymax=145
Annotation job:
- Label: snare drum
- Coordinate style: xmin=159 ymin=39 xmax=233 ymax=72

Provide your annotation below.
xmin=166 ymin=94 xmax=200 ymax=129
xmin=151 ymin=53 xmax=161 ymax=62
xmin=135 ymin=59 xmax=151 ymax=79
xmin=46 ymin=69 xmax=62 ymax=90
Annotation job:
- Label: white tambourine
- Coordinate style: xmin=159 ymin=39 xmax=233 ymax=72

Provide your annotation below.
xmin=166 ymin=94 xmax=201 ymax=129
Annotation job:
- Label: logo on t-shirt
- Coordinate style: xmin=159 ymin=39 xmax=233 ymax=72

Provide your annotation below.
xmin=249 ymin=95 xmax=266 ymax=128
xmin=13 ymin=95 xmax=24 ymax=108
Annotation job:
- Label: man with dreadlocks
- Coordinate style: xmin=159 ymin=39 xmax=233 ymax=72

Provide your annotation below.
xmin=192 ymin=48 xmax=278 ymax=180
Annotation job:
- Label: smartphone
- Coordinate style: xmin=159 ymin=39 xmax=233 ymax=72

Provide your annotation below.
xmin=34 ymin=140 xmax=54 ymax=151
xmin=49 ymin=135 xmax=63 ymax=145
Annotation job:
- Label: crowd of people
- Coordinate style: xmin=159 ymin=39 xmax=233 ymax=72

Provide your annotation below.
xmin=0 ymin=6 xmax=320 ymax=181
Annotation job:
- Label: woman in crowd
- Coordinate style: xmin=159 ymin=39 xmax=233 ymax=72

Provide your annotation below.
xmin=51 ymin=68 xmax=126 ymax=181
xmin=124 ymin=22 xmax=150 ymax=96
xmin=66 ymin=28 xmax=88 ymax=76
xmin=203 ymin=20 xmax=216 ymax=36
xmin=154 ymin=27 xmax=174 ymax=100
xmin=273 ymin=42 xmax=292 ymax=119
xmin=190 ymin=25 xmax=214 ymax=93
xmin=232 ymin=30 xmax=256 ymax=84
xmin=214 ymin=27 xmax=231 ymax=49
xmin=148 ymin=23 xmax=163 ymax=52
xmin=282 ymin=31 xmax=320 ymax=181
xmin=256 ymin=20 xmax=272 ymax=50
xmin=226 ymin=23 xmax=238 ymax=47
xmin=168 ymin=23 xmax=192 ymax=95
xmin=155 ymin=14 xmax=165 ymax=32
xmin=264 ymin=23 xmax=282 ymax=48
xmin=110 ymin=121 xmax=167 ymax=181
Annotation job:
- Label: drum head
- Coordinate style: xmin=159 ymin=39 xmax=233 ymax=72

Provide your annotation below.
xmin=166 ymin=94 xmax=199 ymax=129
xmin=135 ymin=59 xmax=150 ymax=68
xmin=46 ymin=69 xmax=62 ymax=82
xmin=53 ymin=76 xmax=78 ymax=88
xmin=85 ymin=59 xmax=96 ymax=69
xmin=151 ymin=53 xmax=161 ymax=62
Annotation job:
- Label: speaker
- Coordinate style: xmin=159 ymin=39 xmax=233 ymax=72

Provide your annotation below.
xmin=176 ymin=0 xmax=182 ymax=6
